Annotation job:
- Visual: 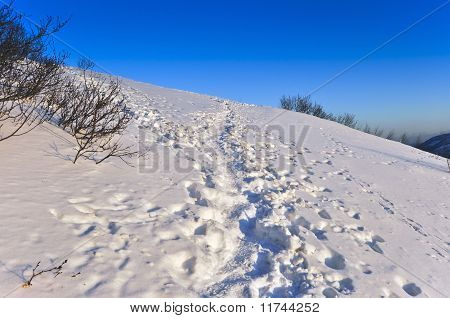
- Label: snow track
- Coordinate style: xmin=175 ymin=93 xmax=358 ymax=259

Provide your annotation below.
xmin=0 ymin=79 xmax=448 ymax=298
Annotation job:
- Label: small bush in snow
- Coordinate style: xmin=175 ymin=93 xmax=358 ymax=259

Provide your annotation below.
xmin=53 ymin=61 xmax=135 ymax=164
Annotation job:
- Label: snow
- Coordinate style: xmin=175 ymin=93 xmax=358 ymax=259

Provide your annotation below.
xmin=0 ymin=77 xmax=449 ymax=298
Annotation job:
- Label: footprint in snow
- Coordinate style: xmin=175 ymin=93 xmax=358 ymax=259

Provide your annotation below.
xmin=403 ymin=283 xmax=422 ymax=297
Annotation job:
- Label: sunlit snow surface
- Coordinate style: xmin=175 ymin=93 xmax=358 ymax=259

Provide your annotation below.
xmin=0 ymin=77 xmax=449 ymax=298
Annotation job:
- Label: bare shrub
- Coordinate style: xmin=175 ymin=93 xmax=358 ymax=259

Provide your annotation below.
xmin=53 ymin=64 xmax=135 ymax=164
xmin=0 ymin=4 xmax=66 ymax=141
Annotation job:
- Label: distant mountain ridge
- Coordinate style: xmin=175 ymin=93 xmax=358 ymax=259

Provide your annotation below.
xmin=420 ymin=133 xmax=450 ymax=159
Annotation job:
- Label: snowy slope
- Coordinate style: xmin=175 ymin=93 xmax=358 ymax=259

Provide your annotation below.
xmin=0 ymin=78 xmax=449 ymax=298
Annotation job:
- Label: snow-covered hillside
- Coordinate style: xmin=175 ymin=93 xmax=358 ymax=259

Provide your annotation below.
xmin=0 ymin=78 xmax=449 ymax=298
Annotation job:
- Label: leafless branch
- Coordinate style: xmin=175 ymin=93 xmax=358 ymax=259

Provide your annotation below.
xmin=52 ymin=65 xmax=136 ymax=164
xmin=0 ymin=3 xmax=66 ymax=141
xmin=22 ymin=259 xmax=68 ymax=288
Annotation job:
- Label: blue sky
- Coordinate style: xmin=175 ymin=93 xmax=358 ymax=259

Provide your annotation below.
xmin=14 ymin=0 xmax=450 ymax=137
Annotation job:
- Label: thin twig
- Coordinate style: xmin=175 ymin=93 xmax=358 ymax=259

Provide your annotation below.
xmin=22 ymin=259 xmax=68 ymax=288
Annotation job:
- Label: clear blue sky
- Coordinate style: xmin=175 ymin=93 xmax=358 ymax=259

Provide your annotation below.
xmin=14 ymin=0 xmax=450 ymax=137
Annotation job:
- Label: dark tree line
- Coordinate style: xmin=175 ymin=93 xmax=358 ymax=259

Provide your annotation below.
xmin=281 ymin=95 xmax=358 ymax=129
xmin=0 ymin=4 xmax=135 ymax=164
xmin=280 ymin=94 xmax=420 ymax=145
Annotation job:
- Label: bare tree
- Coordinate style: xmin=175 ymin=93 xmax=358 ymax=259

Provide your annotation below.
xmin=336 ymin=113 xmax=358 ymax=128
xmin=372 ymin=127 xmax=384 ymax=137
xmin=362 ymin=123 xmax=372 ymax=134
xmin=386 ymin=130 xmax=395 ymax=140
xmin=0 ymin=3 xmax=134 ymax=164
xmin=280 ymin=95 xmax=294 ymax=111
xmin=295 ymin=95 xmax=313 ymax=113
xmin=53 ymin=63 xmax=135 ymax=164
xmin=414 ymin=134 xmax=423 ymax=149
xmin=311 ymin=103 xmax=331 ymax=119
xmin=400 ymin=133 xmax=409 ymax=145
xmin=0 ymin=4 xmax=66 ymax=141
